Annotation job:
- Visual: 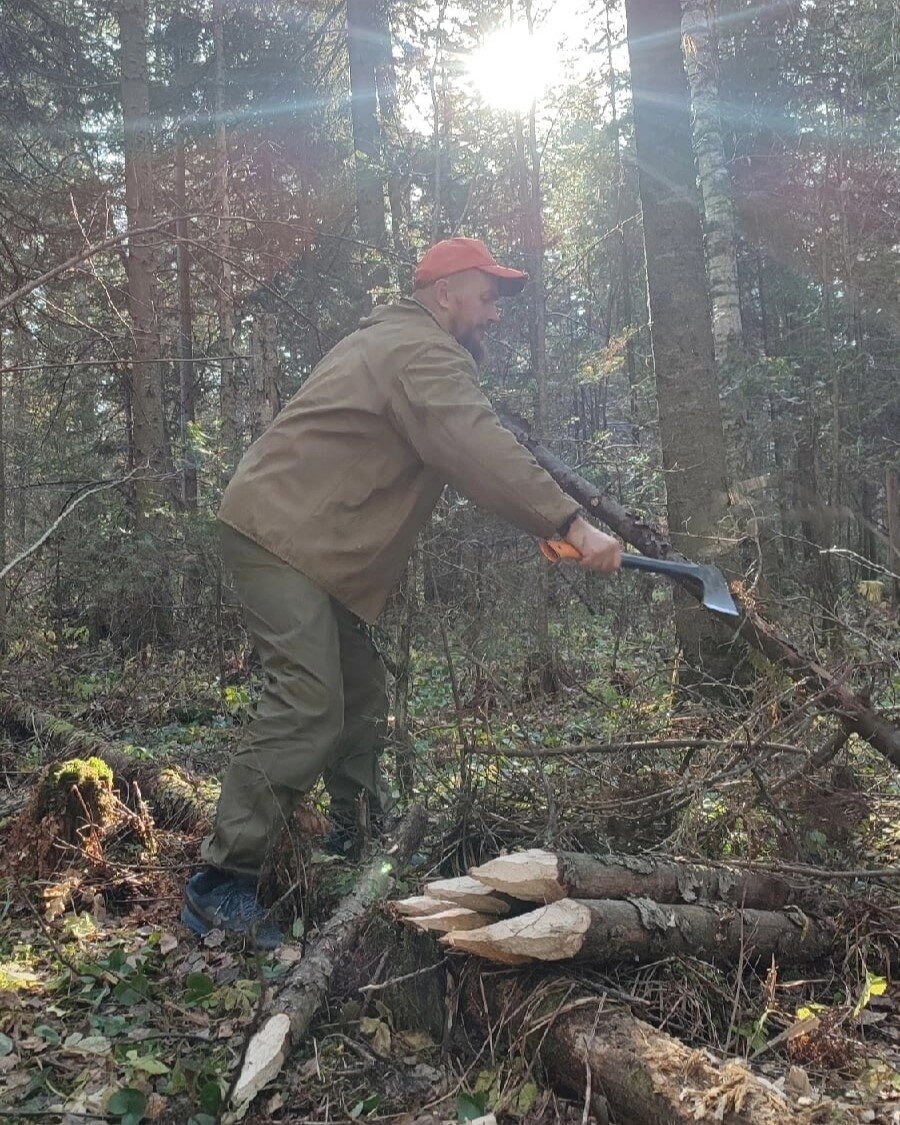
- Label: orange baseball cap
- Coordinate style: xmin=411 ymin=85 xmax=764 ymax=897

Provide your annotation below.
xmin=414 ymin=237 xmax=528 ymax=295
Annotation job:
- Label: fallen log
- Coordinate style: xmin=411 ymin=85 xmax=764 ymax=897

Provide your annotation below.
xmin=443 ymin=897 xmax=835 ymax=967
xmin=498 ymin=407 xmax=900 ymax=769
xmin=423 ymin=875 xmax=513 ymax=914
xmin=405 ymin=906 xmax=495 ymax=933
xmin=0 ymin=692 xmax=215 ymax=831
xmin=224 ymin=804 xmax=427 ymax=1121
xmin=469 ymin=849 xmax=790 ymax=908
xmin=473 ymin=972 xmax=837 ymax=1124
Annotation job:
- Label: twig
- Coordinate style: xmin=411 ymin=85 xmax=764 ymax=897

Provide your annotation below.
xmin=358 ymin=957 xmax=448 ymax=993
xmin=463 ymin=738 xmax=809 ymax=758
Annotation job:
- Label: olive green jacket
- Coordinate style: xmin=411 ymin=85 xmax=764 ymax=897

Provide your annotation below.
xmin=218 ymin=298 xmax=580 ymax=623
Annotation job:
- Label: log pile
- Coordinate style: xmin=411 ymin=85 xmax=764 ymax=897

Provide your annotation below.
xmin=392 ymin=849 xmax=836 ymax=967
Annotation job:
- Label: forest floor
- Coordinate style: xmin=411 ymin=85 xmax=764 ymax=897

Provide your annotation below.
xmin=1 ymin=630 xmax=899 ymax=1124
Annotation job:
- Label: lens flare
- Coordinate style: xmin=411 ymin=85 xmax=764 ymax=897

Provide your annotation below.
xmin=466 ymin=25 xmax=562 ymax=112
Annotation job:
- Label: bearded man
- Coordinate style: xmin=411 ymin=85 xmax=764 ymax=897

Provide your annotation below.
xmin=182 ymin=238 xmax=621 ymax=947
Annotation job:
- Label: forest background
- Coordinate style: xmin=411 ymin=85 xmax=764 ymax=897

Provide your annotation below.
xmin=0 ymin=0 xmax=899 ymax=1120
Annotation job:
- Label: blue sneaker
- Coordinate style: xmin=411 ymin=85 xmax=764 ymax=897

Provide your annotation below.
xmin=181 ymin=869 xmax=284 ymax=950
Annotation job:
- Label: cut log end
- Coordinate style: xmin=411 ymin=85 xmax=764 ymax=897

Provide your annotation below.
xmin=390 ymin=895 xmax=454 ymax=918
xmin=469 ymin=848 xmax=566 ymax=902
xmin=442 ymin=899 xmax=592 ymax=964
xmin=424 ymin=875 xmax=512 ymax=915
xmin=406 ymin=907 xmax=495 ymax=933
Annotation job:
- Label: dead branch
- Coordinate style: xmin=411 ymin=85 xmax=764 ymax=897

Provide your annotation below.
xmin=225 ymin=805 xmax=426 ymax=1119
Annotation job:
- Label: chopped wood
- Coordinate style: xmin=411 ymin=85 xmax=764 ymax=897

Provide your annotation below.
xmin=224 ymin=804 xmax=427 ymax=1121
xmin=390 ymin=895 xmax=454 ymax=917
xmin=470 ymin=849 xmax=566 ymax=903
xmin=443 ymin=897 xmax=834 ymax=967
xmin=423 ymin=875 xmax=512 ymax=914
xmin=469 ymin=849 xmax=789 ymax=908
xmin=405 ymin=907 xmax=495 ymax=933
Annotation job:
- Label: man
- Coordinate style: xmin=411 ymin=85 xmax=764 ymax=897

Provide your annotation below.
xmin=182 ymin=238 xmax=621 ymax=947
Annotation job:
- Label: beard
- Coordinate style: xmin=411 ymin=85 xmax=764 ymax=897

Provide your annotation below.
xmin=454 ymin=328 xmax=486 ymax=365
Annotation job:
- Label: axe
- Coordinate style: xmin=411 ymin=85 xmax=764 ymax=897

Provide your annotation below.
xmin=540 ymin=539 xmax=740 ymax=618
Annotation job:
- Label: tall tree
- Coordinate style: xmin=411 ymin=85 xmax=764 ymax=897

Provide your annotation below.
xmin=680 ymin=0 xmax=744 ymax=365
xmin=212 ymin=0 xmax=238 ymax=470
xmin=118 ymin=0 xmax=169 ymax=510
xmin=347 ymin=0 xmax=388 ymax=290
xmin=624 ymin=0 xmax=734 ymax=678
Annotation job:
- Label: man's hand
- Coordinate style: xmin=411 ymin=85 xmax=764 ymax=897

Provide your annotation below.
xmin=565 ymin=516 xmax=622 ymax=574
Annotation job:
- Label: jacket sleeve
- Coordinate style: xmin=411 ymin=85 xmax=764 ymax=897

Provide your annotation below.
xmin=389 ymin=339 xmax=581 ymax=538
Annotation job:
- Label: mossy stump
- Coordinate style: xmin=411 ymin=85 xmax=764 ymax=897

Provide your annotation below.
xmin=12 ymin=756 xmax=156 ymax=877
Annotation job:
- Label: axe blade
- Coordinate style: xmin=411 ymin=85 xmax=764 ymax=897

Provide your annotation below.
xmin=619 ymin=554 xmax=740 ymax=617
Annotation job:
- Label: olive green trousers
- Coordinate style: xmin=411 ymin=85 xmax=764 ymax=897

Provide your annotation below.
xmin=202 ymin=524 xmax=392 ymax=877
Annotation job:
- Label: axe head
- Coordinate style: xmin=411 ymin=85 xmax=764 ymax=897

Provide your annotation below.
xmin=693 ymin=564 xmax=740 ymax=617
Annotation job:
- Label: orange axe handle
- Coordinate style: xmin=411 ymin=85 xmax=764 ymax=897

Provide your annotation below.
xmin=539 ymin=538 xmax=583 ymax=563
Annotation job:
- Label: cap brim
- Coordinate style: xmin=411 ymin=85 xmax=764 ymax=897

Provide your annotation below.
xmin=480 ymin=265 xmax=528 ymax=296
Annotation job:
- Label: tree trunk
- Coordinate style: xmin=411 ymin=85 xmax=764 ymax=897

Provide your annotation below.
xmin=888 ymin=464 xmax=900 ymax=603
xmin=249 ymin=313 xmax=280 ymax=440
xmin=469 ymin=849 xmax=789 ymax=909
xmin=624 ymin=0 xmax=734 ymax=681
xmin=347 ymin=0 xmax=388 ymax=292
xmin=212 ymin=0 xmax=238 ymax=470
xmin=515 ymin=24 xmax=555 ymax=688
xmin=680 ymin=0 xmax=744 ymax=365
xmin=0 ymin=327 xmax=6 ymax=653
xmin=118 ymin=0 xmax=169 ymax=511
xmin=443 ymin=898 xmax=835 ymax=968
xmin=174 ymin=119 xmax=197 ymax=512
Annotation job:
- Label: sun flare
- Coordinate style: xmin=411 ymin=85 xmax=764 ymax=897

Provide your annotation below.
xmin=466 ymin=25 xmax=562 ymax=113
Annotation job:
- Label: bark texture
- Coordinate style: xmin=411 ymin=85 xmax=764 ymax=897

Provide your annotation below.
xmin=212 ymin=0 xmax=237 ymax=469
xmin=118 ymin=0 xmax=168 ymax=506
xmin=445 ymin=898 xmax=835 ymax=967
xmin=470 ymin=849 xmax=789 ymax=909
xmin=680 ymin=0 xmax=743 ymax=364
xmin=624 ymin=0 xmax=733 ymax=675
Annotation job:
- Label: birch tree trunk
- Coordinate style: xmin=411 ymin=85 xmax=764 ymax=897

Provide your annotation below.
xmin=118 ymin=0 xmax=169 ymax=511
xmin=212 ymin=0 xmax=238 ymax=470
xmin=623 ymin=0 xmax=734 ymax=681
xmin=680 ymin=0 xmax=744 ymax=365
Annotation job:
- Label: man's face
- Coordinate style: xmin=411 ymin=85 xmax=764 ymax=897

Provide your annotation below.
xmin=441 ymin=270 xmax=501 ymax=363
